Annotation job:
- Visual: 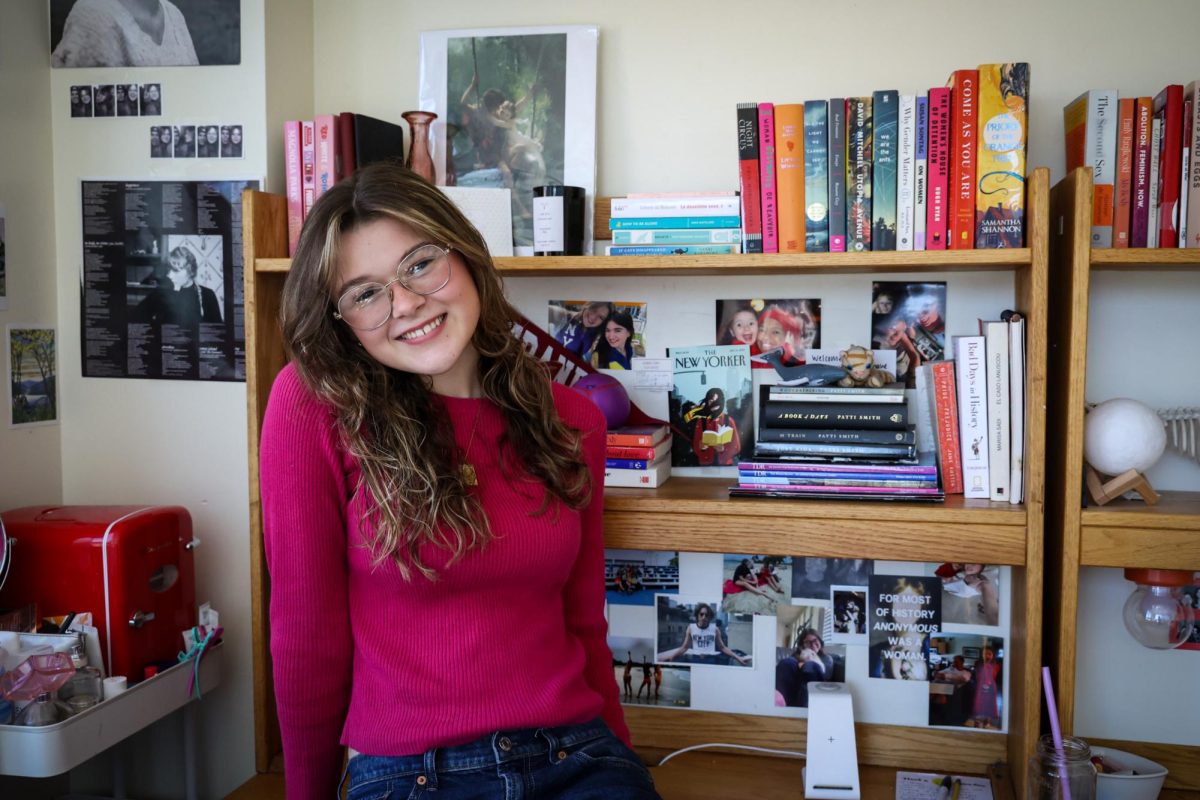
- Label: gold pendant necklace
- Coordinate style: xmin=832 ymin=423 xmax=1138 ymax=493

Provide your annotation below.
xmin=460 ymin=403 xmax=482 ymax=486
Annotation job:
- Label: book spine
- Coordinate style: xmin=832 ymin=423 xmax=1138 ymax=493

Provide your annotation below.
xmin=604 ymin=459 xmax=670 ymax=488
xmin=1187 ymin=82 xmax=1200 ymax=247
xmin=766 ymin=390 xmax=904 ymax=404
xmin=982 ymin=320 xmax=1011 ymax=502
xmin=736 ymin=102 xmax=764 ymax=253
xmin=315 ymin=114 xmax=336 ymax=203
xmin=847 ymin=96 xmax=873 ymax=252
xmin=626 ymin=191 xmax=737 ymax=198
xmin=607 ymin=433 xmax=661 ymax=447
xmin=1131 ymin=97 xmax=1153 ymax=247
xmin=1008 ymin=318 xmax=1026 ymax=504
xmin=954 ymin=335 xmax=990 ymax=499
xmin=1113 ymin=98 xmax=1136 ymax=249
xmin=828 ymin=98 xmax=848 ymax=252
xmin=611 ymin=229 xmax=741 ymax=244
xmin=284 ymin=120 xmax=303 ymax=256
xmin=740 ymin=475 xmax=934 ymax=488
xmin=756 ymin=427 xmax=916 ymax=445
xmin=754 ymin=441 xmax=916 ymax=457
xmin=873 ymin=90 xmax=899 ymax=251
xmin=760 ymin=400 xmax=908 ymax=430
xmin=1154 ymin=84 xmax=1185 ymax=248
xmin=975 ymin=63 xmax=1028 ymax=249
xmin=301 ymin=120 xmax=316 ymax=219
xmin=948 ymin=69 xmax=978 ymax=249
xmin=767 ymin=384 xmax=904 ymax=397
xmin=775 ymin=103 xmax=807 ymax=253
xmin=758 ymin=103 xmax=779 ymax=253
xmin=804 ymin=100 xmax=830 ymax=252
xmin=914 ymin=363 xmax=937 ymax=455
xmin=915 ymin=95 xmax=929 ymax=250
xmin=739 ymin=461 xmax=937 ymax=475
xmin=736 ymin=483 xmax=942 ymax=495
xmin=609 ymin=216 xmax=741 ymax=229
xmin=931 ymin=360 xmax=964 ymax=494
xmin=608 ymin=444 xmax=667 ymax=460
xmin=1148 ymin=116 xmax=1162 ymax=248
xmin=1180 ymin=93 xmax=1192 ymax=248
xmin=926 ymin=87 xmax=952 ymax=250
xmin=336 ymin=111 xmax=356 ymax=180
xmin=610 ymin=197 xmax=742 ymax=217
xmin=1065 ymin=91 xmax=1117 ymax=247
xmin=897 ymin=94 xmax=917 ymax=251
xmin=604 ymin=244 xmax=739 ymax=255
xmin=607 ymin=457 xmax=653 ymax=470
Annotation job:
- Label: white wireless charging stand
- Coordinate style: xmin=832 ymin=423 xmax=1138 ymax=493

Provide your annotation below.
xmin=802 ymin=682 xmax=861 ymax=800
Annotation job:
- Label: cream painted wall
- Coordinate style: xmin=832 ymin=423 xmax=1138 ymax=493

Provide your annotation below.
xmin=0 ymin=3 xmax=62 ymax=510
xmin=311 ymin=0 xmax=1200 ymax=749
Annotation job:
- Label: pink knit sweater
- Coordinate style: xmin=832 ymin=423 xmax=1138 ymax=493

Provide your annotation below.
xmin=260 ymin=365 xmax=629 ymax=798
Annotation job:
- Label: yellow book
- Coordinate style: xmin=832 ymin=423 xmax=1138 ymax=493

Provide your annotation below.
xmin=975 ymin=63 xmax=1029 ymax=247
xmin=702 ymin=426 xmax=735 ymax=447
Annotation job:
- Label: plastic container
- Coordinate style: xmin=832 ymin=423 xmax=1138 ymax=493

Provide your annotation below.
xmin=1092 ymin=746 xmax=1168 ymax=800
xmin=0 ymin=653 xmax=74 ymax=702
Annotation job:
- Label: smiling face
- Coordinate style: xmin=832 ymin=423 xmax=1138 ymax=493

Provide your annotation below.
xmin=581 ymin=303 xmax=609 ymax=328
xmin=336 ymin=216 xmax=481 ymax=395
xmin=605 ymin=319 xmax=631 ymax=350
xmin=145 ymin=84 xmax=159 ymax=102
xmin=231 ymin=126 xmax=242 ymax=144
xmin=802 ymin=632 xmax=822 ymax=654
xmin=729 ymin=309 xmax=758 ymax=345
xmin=206 ymin=127 xmax=219 ymax=144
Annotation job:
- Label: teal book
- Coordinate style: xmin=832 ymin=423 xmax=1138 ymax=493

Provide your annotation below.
xmin=872 ymin=90 xmax=899 ymax=251
xmin=609 ymin=216 xmax=741 ymax=230
xmin=804 ymin=100 xmax=830 ymax=252
xmin=611 ymin=228 xmax=742 ymax=244
xmin=605 ymin=244 xmax=739 ymax=256
xmin=667 ymin=344 xmax=753 ymax=467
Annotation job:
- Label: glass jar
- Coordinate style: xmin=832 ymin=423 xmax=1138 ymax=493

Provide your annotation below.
xmin=16 ymin=692 xmax=60 ymax=727
xmin=1027 ymin=734 xmax=1097 ymax=800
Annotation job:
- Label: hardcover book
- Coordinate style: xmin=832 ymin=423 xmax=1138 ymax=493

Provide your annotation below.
xmin=947 ymin=69 xmax=978 ymax=249
xmin=981 ymin=320 xmax=1011 ymax=501
xmin=1187 ymin=81 xmax=1200 ymax=247
xmin=1114 ymin=98 xmax=1136 ymax=249
xmin=873 ymin=90 xmax=899 ymax=251
xmin=1153 ymin=84 xmax=1185 ymax=247
xmin=976 ymin=63 xmax=1028 ymax=248
xmin=931 ymin=361 xmax=964 ymax=495
xmin=736 ymin=102 xmax=764 ymax=253
xmin=283 ymin=120 xmax=303 ymax=256
xmin=759 ymin=400 xmax=909 ymax=431
xmin=1148 ymin=116 xmax=1162 ymax=248
xmin=607 ymin=424 xmax=670 ymax=448
xmin=953 ymin=335 xmax=989 ymax=499
xmin=847 ymin=96 xmax=874 ymax=252
xmin=352 ymin=113 xmax=405 ymax=171
xmin=314 ymin=114 xmax=337 ymax=204
xmin=757 ymin=426 xmax=916 ymax=445
xmin=804 ymin=100 xmax=830 ymax=252
xmin=759 ymin=102 xmax=779 ymax=253
xmin=926 ymin=87 xmax=951 ymax=250
xmin=1008 ymin=317 xmax=1026 ymax=504
xmin=1064 ymin=89 xmax=1117 ymax=247
xmin=829 ymin=98 xmax=848 ymax=252
xmin=915 ymin=96 xmax=929 ymax=250
xmin=897 ymin=94 xmax=917 ymax=251
xmin=775 ymin=103 xmax=807 ymax=253
xmin=1131 ymin=97 xmax=1154 ymax=248
xmin=669 ymin=344 xmax=753 ymax=467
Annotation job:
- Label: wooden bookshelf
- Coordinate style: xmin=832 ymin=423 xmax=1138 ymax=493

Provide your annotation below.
xmin=1046 ymin=168 xmax=1200 ymax=793
xmin=241 ymin=168 xmax=1050 ymax=792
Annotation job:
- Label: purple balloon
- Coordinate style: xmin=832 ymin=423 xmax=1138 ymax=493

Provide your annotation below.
xmin=571 ymin=373 xmax=631 ymax=429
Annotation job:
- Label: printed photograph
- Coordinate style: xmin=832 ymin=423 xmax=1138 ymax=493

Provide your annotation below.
xmin=140 ymin=83 xmax=162 ymax=116
xmin=608 ymin=636 xmax=690 ymax=708
xmin=1179 ymin=584 xmax=1199 ymax=651
xmin=116 ymin=83 xmax=139 ymax=116
xmin=871 ymin=281 xmax=947 ymax=387
xmin=935 ymin=563 xmax=1001 ymax=627
xmin=716 ymin=298 xmax=821 ymax=370
xmin=831 ymin=586 xmax=868 ymax=643
xmin=8 ymin=326 xmax=58 ymax=428
xmin=605 ymin=549 xmax=678 ymax=607
xmin=150 ymin=126 xmax=173 ymax=158
xmin=220 ymin=124 xmax=243 ymax=158
xmin=655 ymin=595 xmax=752 ymax=668
xmin=548 ymin=299 xmax=646 ymax=369
xmin=127 ymin=235 xmax=225 ymax=326
xmin=928 ymin=634 xmax=1005 ymax=730
xmin=173 ymin=125 xmax=196 ymax=158
xmin=869 ymin=574 xmax=942 ymax=681
xmin=93 ymin=84 xmax=115 ymax=117
xmin=69 ymin=85 xmax=93 ymax=117
xmin=791 ymin=557 xmax=872 ymax=600
xmin=774 ymin=604 xmax=846 ymax=709
xmin=51 ymin=0 xmax=241 ymax=67
xmin=669 ymin=344 xmax=753 ymax=467
xmin=197 ymin=125 xmax=221 ymax=158
xmin=721 ymin=554 xmax=791 ymax=614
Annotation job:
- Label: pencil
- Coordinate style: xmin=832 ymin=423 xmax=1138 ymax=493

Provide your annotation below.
xmin=951 ymin=778 xmax=962 ymax=800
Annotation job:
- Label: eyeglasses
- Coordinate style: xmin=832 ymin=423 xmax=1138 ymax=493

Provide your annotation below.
xmin=333 ymin=244 xmax=453 ymax=330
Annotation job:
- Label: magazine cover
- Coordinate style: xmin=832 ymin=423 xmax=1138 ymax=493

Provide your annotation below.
xmin=668 ymin=344 xmax=752 ymax=466
xmin=868 ymin=574 xmax=942 ymax=680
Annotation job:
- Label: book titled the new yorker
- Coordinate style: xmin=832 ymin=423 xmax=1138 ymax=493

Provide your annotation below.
xmin=668 ymin=344 xmax=753 ymax=467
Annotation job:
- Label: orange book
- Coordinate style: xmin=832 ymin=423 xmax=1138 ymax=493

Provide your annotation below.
xmin=931 ymin=361 xmax=964 ymax=494
xmin=947 ymin=69 xmax=979 ymax=249
xmin=1113 ymin=98 xmax=1136 ymax=248
xmin=774 ymin=103 xmax=807 ymax=252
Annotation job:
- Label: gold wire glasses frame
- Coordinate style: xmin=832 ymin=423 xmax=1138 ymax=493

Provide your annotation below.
xmin=333 ymin=244 xmax=453 ymax=330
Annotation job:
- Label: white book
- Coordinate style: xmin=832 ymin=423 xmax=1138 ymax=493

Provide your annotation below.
xmin=1065 ymin=90 xmax=1118 ymax=247
xmin=1186 ymin=81 xmax=1200 ymax=247
xmin=914 ymin=96 xmax=929 ymax=251
xmin=897 ymin=94 xmax=917 ymax=251
xmin=1008 ymin=318 xmax=1026 ymax=505
xmin=954 ymin=335 xmax=990 ymax=499
xmin=981 ymin=321 xmax=1010 ymax=502
xmin=913 ymin=362 xmax=937 ymax=455
xmin=609 ymin=196 xmax=741 ymax=218
xmin=1148 ymin=117 xmax=1162 ymax=248
xmin=604 ymin=454 xmax=672 ymax=488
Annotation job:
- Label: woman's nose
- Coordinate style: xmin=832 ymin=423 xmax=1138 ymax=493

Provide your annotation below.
xmin=389 ymin=280 xmax=425 ymax=318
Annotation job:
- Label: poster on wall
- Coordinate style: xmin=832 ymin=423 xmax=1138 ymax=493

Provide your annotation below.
xmin=80 ymin=179 xmax=257 ymax=381
xmin=50 ymin=0 xmax=242 ymax=68
xmin=0 ymin=204 xmax=7 ymax=311
xmin=418 ymin=25 xmax=599 ymax=255
xmin=7 ymin=325 xmax=58 ymax=428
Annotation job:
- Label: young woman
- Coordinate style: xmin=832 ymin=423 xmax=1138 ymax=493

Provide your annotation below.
xmin=658 ymin=603 xmax=750 ymax=666
xmin=260 ymin=164 xmax=656 ymax=799
xmin=593 ymin=310 xmax=636 ymax=370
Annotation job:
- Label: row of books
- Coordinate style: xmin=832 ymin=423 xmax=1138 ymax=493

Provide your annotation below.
xmin=604 ymin=193 xmax=743 ymax=256
xmin=736 ymin=63 xmax=1029 ymax=254
xmin=603 ymin=424 xmax=672 ymax=488
xmin=912 ymin=317 xmax=1027 ymax=503
xmin=282 ymin=113 xmax=406 ymax=254
xmin=735 ymin=383 xmax=943 ymax=502
xmin=1066 ymin=82 xmax=1200 ymax=248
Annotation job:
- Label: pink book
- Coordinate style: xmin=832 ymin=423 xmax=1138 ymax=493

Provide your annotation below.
xmin=314 ymin=114 xmax=337 ymax=203
xmin=301 ymin=120 xmax=316 ymax=220
xmin=283 ymin=120 xmax=303 ymax=256
xmin=737 ymin=483 xmax=943 ymax=495
xmin=758 ymin=102 xmax=778 ymax=253
xmin=926 ymin=88 xmax=951 ymax=250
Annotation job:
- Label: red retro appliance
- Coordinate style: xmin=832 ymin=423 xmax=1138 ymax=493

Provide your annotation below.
xmin=0 ymin=505 xmax=196 ymax=682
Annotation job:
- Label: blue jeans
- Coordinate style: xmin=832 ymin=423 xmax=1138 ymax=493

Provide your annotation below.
xmin=342 ymin=718 xmax=660 ymax=800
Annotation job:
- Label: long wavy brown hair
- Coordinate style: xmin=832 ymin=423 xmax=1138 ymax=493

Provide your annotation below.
xmin=280 ymin=163 xmax=591 ymax=580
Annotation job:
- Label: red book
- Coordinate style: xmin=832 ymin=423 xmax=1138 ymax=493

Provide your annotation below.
xmin=336 ymin=112 xmax=356 ymax=180
xmin=758 ymin=102 xmax=779 ymax=253
xmin=931 ymin=361 xmax=964 ymax=494
xmin=1131 ymin=97 xmax=1154 ymax=247
xmin=607 ymin=425 xmax=670 ymax=448
xmin=1113 ymin=98 xmax=1135 ymax=248
xmin=926 ymin=88 xmax=952 ymax=250
xmin=1153 ymin=84 xmax=1185 ymax=247
xmin=947 ymin=69 xmax=978 ymax=249
xmin=736 ymin=103 xmax=763 ymax=253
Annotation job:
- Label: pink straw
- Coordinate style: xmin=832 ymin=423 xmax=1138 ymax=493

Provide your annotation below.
xmin=1041 ymin=666 xmax=1073 ymax=800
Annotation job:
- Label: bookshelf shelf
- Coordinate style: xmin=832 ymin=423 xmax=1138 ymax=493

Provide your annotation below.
xmin=1089 ymin=247 xmax=1200 ymax=270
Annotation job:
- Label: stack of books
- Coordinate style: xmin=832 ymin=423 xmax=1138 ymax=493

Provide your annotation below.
xmin=606 ymin=193 xmax=742 ymax=256
xmin=1064 ymin=82 xmax=1200 ymax=248
xmin=736 ymin=63 xmax=1029 ymax=254
xmin=733 ymin=384 xmax=943 ymax=501
xmin=604 ymin=423 xmax=672 ymax=488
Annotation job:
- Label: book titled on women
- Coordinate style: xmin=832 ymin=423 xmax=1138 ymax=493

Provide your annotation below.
xmin=668 ymin=344 xmax=752 ymax=467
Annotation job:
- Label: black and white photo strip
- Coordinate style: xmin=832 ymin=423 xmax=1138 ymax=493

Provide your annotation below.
xmin=151 ymin=124 xmax=244 ymax=160
xmin=71 ymin=83 xmax=161 ymax=118
xmin=604 ymin=549 xmax=1010 ymax=729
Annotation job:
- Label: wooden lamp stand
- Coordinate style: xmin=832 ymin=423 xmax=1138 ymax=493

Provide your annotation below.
xmin=1085 ymin=465 xmax=1161 ymax=506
